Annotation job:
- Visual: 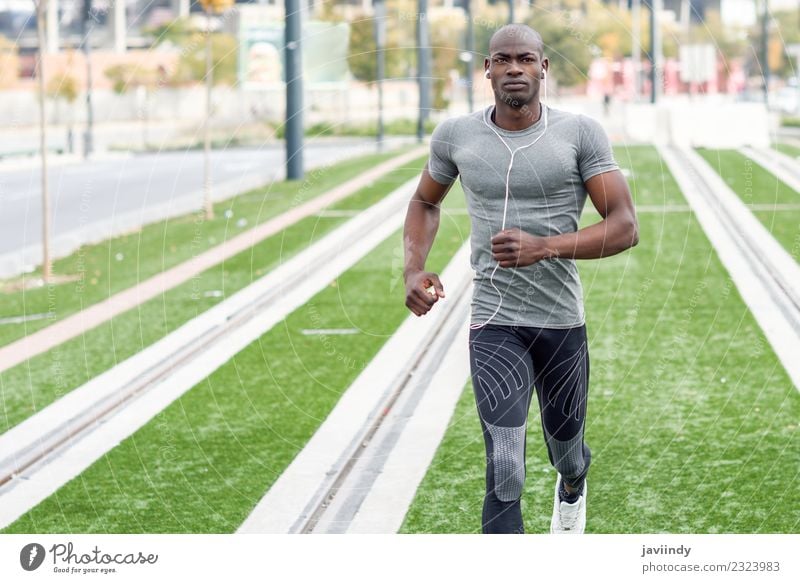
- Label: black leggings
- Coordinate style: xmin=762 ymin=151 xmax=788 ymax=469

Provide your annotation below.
xmin=469 ymin=323 xmax=592 ymax=534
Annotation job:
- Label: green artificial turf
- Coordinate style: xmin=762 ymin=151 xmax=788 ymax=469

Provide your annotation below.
xmin=774 ymin=142 xmax=800 ymax=159
xmin=0 ymin=154 xmax=429 ymax=435
xmin=0 ymin=146 xmax=416 ymax=349
xmin=1 ymin=179 xmax=471 ymax=533
xmin=400 ymin=146 xmax=800 ymax=534
xmin=697 ymin=148 xmax=800 ymax=262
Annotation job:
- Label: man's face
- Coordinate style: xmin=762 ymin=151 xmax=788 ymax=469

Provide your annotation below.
xmin=484 ymin=32 xmax=548 ymax=109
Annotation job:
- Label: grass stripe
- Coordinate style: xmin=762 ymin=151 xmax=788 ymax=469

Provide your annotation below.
xmin=400 ymin=146 xmax=800 ymax=533
xmin=696 ymin=148 xmax=800 ymax=262
xmin=0 ymin=179 xmax=471 ymax=533
xmin=774 ymin=143 xmax=800 ymax=159
xmin=0 ymin=155 xmax=427 ymax=435
xmin=0 ymin=147 xmax=415 ymax=348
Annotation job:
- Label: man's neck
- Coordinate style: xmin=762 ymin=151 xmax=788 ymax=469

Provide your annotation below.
xmin=491 ymin=99 xmax=542 ymax=131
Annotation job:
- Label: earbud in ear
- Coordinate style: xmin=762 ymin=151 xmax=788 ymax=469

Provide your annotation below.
xmin=541 ymin=72 xmax=546 ymax=79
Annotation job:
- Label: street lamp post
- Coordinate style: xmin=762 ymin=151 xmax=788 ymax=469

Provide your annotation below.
xmin=374 ymin=0 xmax=386 ymax=149
xmin=198 ymin=0 xmax=234 ymax=220
xmin=285 ymin=0 xmax=304 ymax=180
xmin=81 ymin=0 xmax=95 ymax=159
xmin=649 ymin=0 xmax=662 ymax=104
xmin=417 ymin=0 xmax=431 ymax=142
xmin=760 ymin=0 xmax=770 ymax=104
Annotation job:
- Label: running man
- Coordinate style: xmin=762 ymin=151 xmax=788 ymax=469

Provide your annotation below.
xmin=402 ymin=23 xmax=638 ymax=534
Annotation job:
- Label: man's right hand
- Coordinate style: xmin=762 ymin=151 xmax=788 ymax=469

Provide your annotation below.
xmin=404 ymin=270 xmax=445 ymax=316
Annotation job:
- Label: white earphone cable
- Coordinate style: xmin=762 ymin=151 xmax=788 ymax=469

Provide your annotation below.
xmin=470 ymin=74 xmax=549 ymax=330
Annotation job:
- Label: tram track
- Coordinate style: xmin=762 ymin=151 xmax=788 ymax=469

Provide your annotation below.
xmin=658 ymin=145 xmax=800 ymax=390
xmin=740 ymin=146 xmax=800 ymax=194
xmin=238 ymin=243 xmax=473 ymax=534
xmin=0 ymin=175 xmax=422 ymax=528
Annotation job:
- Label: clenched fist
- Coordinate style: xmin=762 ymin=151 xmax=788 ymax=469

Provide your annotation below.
xmin=404 ymin=270 xmax=445 ymax=316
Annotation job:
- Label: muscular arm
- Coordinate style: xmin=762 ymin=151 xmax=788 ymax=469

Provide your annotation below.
xmin=491 ymin=169 xmax=639 ymax=268
xmin=403 ymin=165 xmax=455 ymax=315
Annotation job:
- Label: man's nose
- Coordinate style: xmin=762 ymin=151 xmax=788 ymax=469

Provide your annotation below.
xmin=507 ymin=61 xmax=523 ymax=75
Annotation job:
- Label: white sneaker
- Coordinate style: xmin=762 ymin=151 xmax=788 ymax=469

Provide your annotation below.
xmin=550 ymin=473 xmax=587 ymax=534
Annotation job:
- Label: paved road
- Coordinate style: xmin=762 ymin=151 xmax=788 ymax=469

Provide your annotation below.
xmin=0 ymin=138 xmax=415 ymax=277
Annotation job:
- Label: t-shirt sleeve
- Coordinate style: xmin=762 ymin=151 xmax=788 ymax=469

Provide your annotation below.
xmin=577 ymin=114 xmax=619 ymax=183
xmin=427 ymin=119 xmax=459 ymax=185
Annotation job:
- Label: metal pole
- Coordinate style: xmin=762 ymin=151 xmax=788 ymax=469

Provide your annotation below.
xmin=760 ymin=0 xmax=770 ymax=104
xmin=417 ymin=0 xmax=430 ymax=143
xmin=81 ymin=0 xmax=94 ymax=158
xmin=632 ymin=0 xmax=641 ymax=102
xmin=204 ymin=8 xmax=214 ymax=220
xmin=374 ymin=0 xmax=386 ymax=148
xmin=508 ymin=0 xmax=515 ymax=24
xmin=285 ymin=0 xmax=304 ymax=179
xmin=36 ymin=0 xmax=52 ymax=281
xmin=649 ymin=0 xmax=662 ymax=104
xmin=465 ymin=0 xmax=474 ymax=113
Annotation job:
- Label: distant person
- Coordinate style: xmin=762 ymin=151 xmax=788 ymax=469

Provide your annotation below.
xmin=402 ymin=24 xmax=638 ymax=534
xmin=603 ymin=92 xmax=611 ymax=116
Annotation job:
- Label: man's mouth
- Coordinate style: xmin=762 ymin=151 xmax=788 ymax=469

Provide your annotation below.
xmin=503 ymin=81 xmax=528 ymax=91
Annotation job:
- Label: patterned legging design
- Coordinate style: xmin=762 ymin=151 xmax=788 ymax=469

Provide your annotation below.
xmin=469 ymin=324 xmax=592 ymax=534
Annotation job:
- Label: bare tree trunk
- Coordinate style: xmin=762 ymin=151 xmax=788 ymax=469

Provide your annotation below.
xmin=35 ymin=0 xmax=52 ymax=282
xmin=203 ymin=8 xmax=214 ymax=220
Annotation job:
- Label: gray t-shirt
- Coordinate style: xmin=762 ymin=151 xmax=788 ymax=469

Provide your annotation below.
xmin=428 ymin=104 xmax=619 ymax=328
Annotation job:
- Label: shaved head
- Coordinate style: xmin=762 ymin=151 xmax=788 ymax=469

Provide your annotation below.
xmin=489 ymin=24 xmax=544 ymax=57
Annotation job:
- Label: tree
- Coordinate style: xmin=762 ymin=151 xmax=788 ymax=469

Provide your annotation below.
xmin=770 ymin=9 xmax=800 ymax=78
xmin=33 ymin=0 xmax=52 ymax=282
xmin=145 ymin=17 xmax=237 ymax=87
xmin=172 ymin=32 xmax=238 ymax=86
xmin=144 ymin=17 xmax=194 ymax=49
xmin=347 ymin=11 xmax=414 ymax=83
xmin=524 ymin=8 xmax=594 ymax=87
xmin=46 ymin=70 xmax=78 ymax=134
xmin=104 ymin=64 xmax=160 ymax=149
xmin=104 ymin=63 xmax=159 ymax=94
xmin=429 ymin=15 xmax=463 ymax=110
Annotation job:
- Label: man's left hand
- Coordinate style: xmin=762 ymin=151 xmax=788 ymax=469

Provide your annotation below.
xmin=491 ymin=228 xmax=553 ymax=268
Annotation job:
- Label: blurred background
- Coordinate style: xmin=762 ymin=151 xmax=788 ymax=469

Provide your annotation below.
xmin=2 ymin=0 xmax=799 ymax=158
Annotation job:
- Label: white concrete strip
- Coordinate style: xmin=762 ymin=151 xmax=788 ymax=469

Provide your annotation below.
xmin=0 ymin=177 xmax=419 ymax=529
xmin=344 ymin=321 xmax=470 ymax=533
xmin=740 ymin=147 xmax=800 ymax=195
xmin=314 ymin=209 xmax=362 ymax=217
xmin=300 ymin=329 xmax=360 ymax=336
xmin=236 ymin=242 xmax=473 ymax=534
xmin=0 ymin=145 xmax=427 ymax=374
xmin=0 ymin=312 xmax=55 ymax=325
xmin=679 ymin=147 xmax=800 ymax=295
xmin=634 ymin=204 xmax=692 ymax=213
xmin=746 ymin=203 xmax=800 ymax=211
xmin=659 ymin=145 xmax=800 ymax=391
xmin=310 ymin=286 xmax=471 ymax=534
